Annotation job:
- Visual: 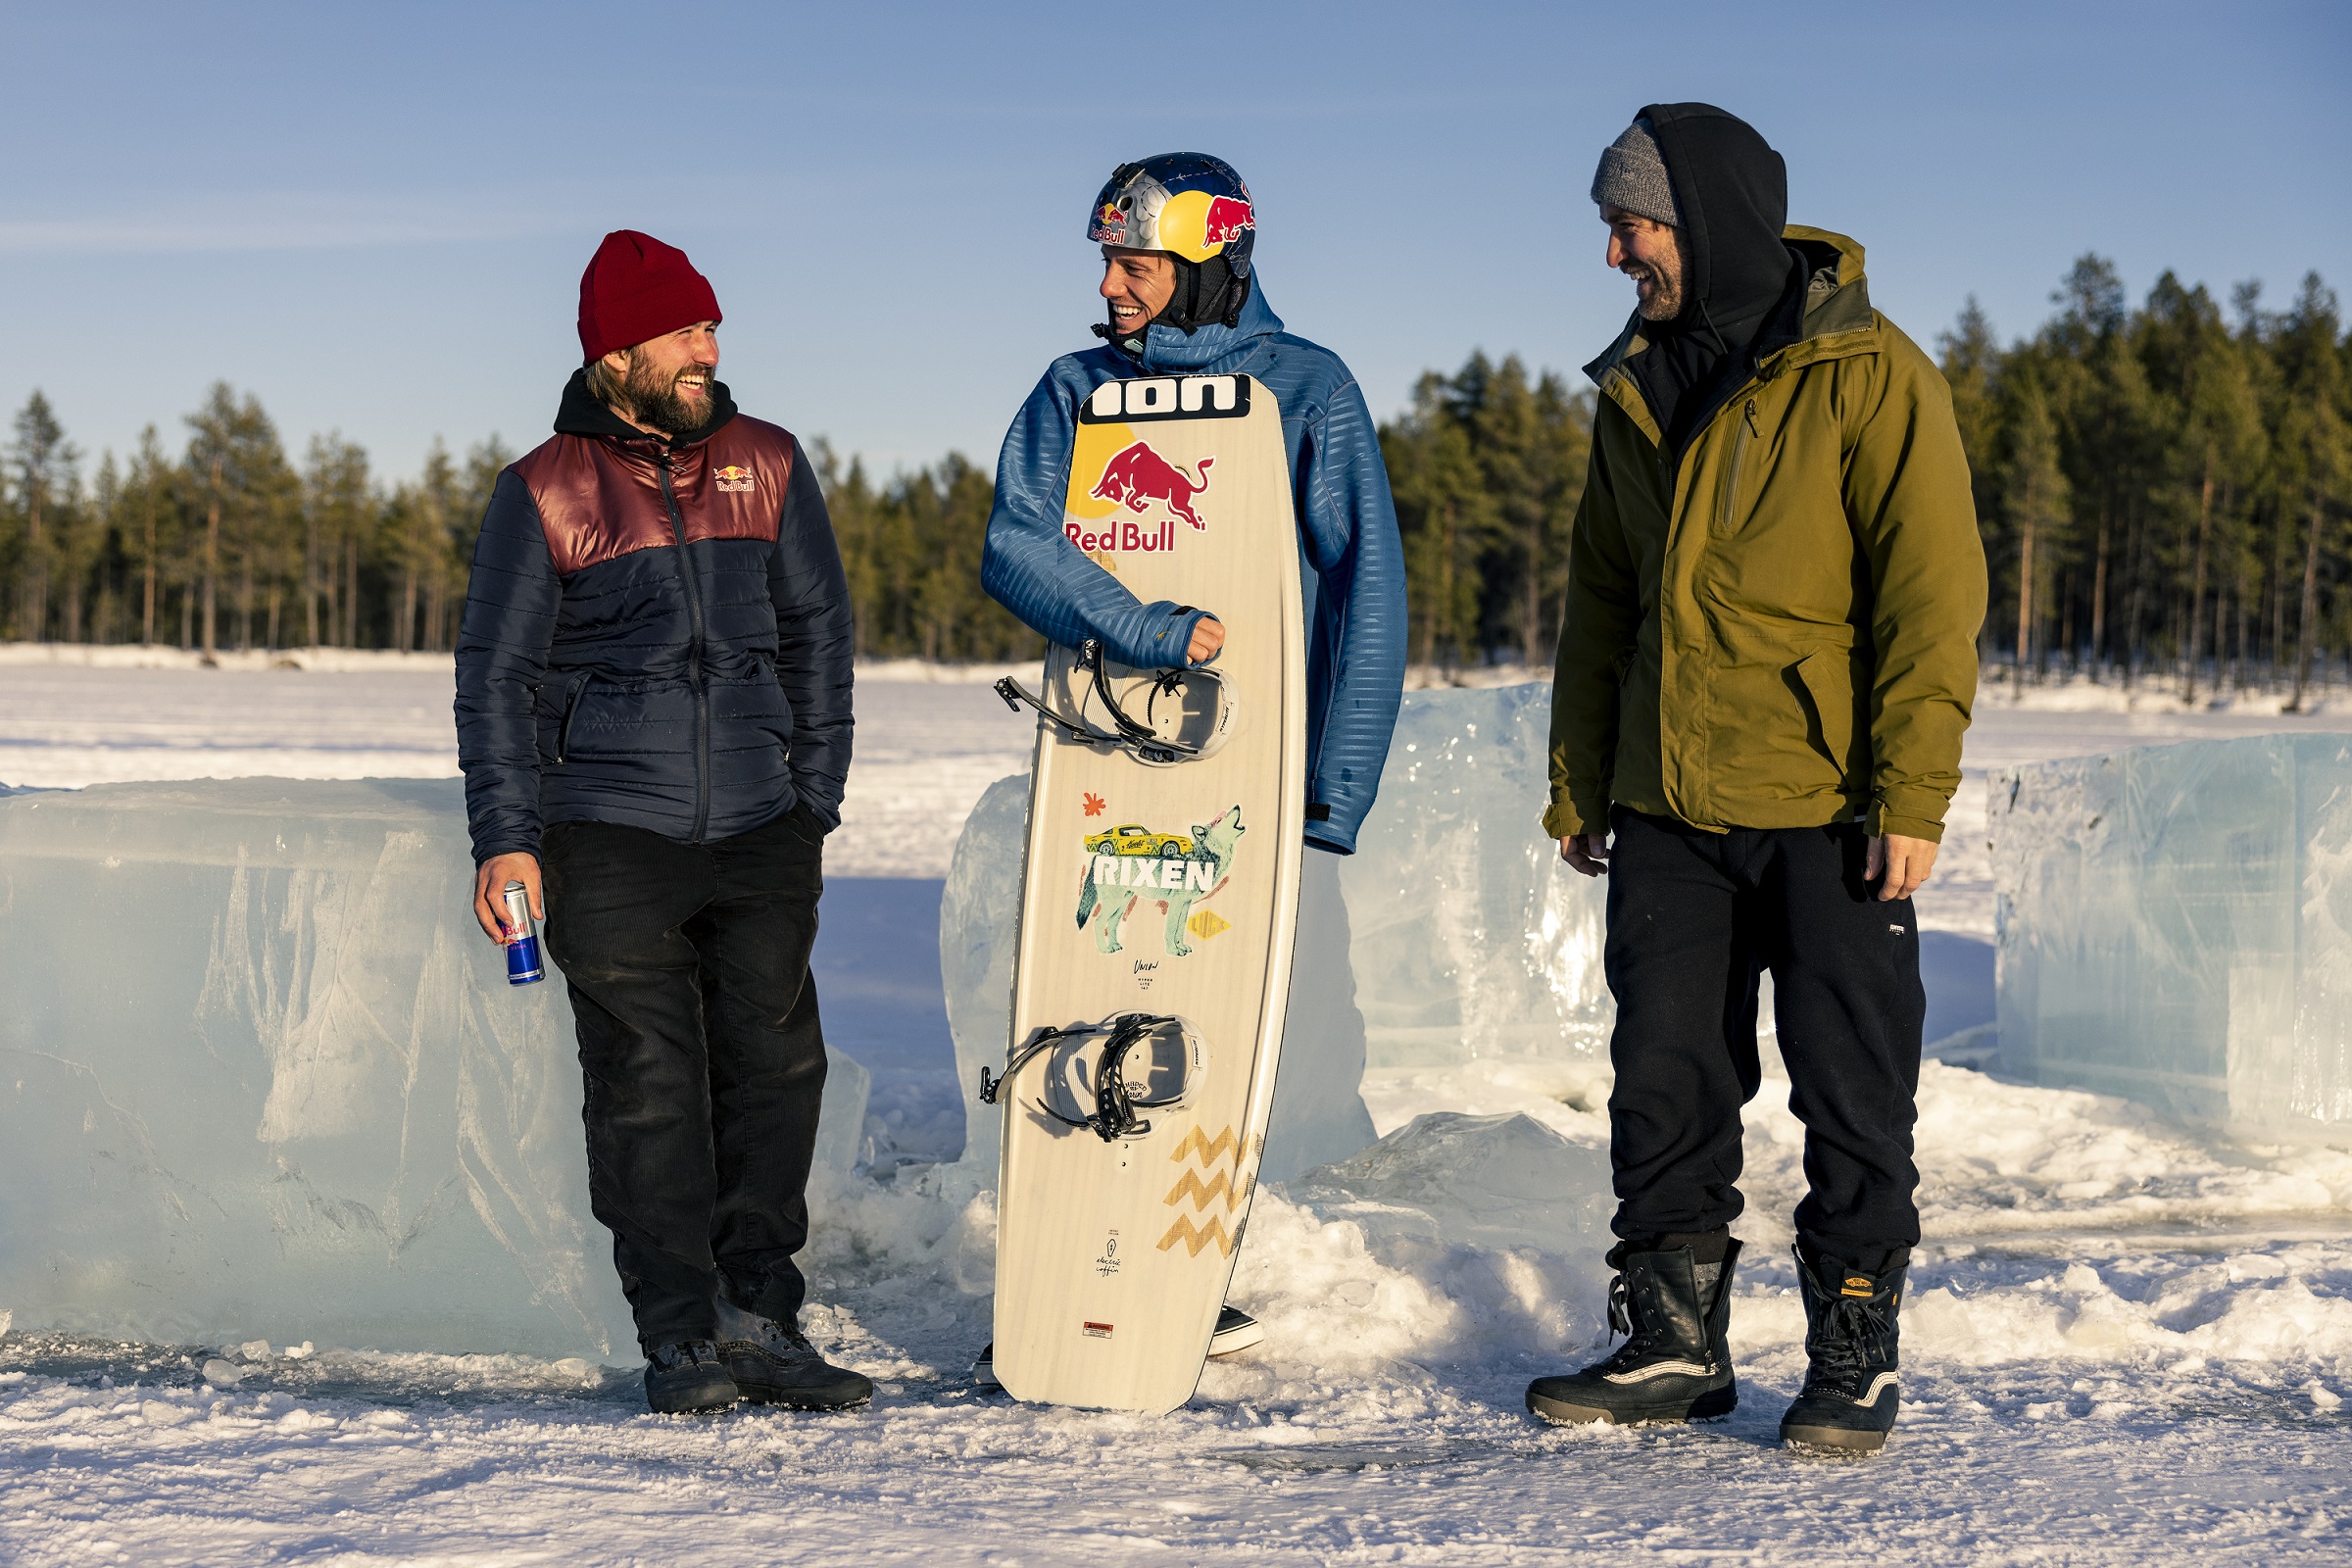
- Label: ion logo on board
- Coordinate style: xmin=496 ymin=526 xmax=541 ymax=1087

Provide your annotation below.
xmin=1078 ymin=375 xmax=1252 ymax=423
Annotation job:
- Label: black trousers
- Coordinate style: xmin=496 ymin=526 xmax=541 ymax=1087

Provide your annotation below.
xmin=541 ymin=806 xmax=829 ymax=1352
xmin=1602 ymin=808 xmax=1925 ymax=1267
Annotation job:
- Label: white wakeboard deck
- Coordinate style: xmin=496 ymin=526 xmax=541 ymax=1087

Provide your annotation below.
xmin=990 ymin=372 xmax=1305 ymax=1413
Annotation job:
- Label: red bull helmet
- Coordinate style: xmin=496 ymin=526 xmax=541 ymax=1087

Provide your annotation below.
xmin=1088 ymin=153 xmax=1255 ymax=280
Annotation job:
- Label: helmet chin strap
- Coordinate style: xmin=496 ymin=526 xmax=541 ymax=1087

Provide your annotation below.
xmin=1092 ymin=255 xmax=1250 ymax=344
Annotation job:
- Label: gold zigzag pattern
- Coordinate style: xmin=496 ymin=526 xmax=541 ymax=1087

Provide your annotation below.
xmin=1164 ymin=1168 xmax=1240 ymax=1212
xmin=1156 ymin=1212 xmax=1235 ymax=1257
xmin=1167 ymin=1125 xmax=1237 ymax=1166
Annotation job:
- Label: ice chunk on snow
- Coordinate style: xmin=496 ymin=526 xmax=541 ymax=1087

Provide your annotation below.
xmin=0 ymin=778 xmax=867 ymax=1359
xmin=1297 ymin=1111 xmax=1612 ymax=1254
xmin=944 ymin=686 xmax=1608 ymax=1176
xmin=1993 ymin=733 xmax=2352 ymax=1139
xmin=1339 ymin=685 xmax=1610 ymax=1068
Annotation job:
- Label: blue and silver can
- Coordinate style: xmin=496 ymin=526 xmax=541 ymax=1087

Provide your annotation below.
xmin=501 ymin=880 xmax=544 ymax=986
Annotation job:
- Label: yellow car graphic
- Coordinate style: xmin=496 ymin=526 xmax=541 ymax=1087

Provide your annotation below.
xmin=1084 ymin=823 xmax=1195 ymax=858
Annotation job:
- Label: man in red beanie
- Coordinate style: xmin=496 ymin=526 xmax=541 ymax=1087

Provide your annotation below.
xmin=455 ymin=229 xmax=868 ymax=1416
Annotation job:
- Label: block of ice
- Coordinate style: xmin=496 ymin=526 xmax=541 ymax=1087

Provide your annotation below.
xmin=943 ymin=685 xmax=1611 ymax=1177
xmin=0 ymin=778 xmax=868 ymax=1358
xmin=1340 ymin=685 xmax=1609 ymax=1067
xmin=1295 ymin=1111 xmax=1613 ymax=1254
xmin=1992 ymin=733 xmax=2352 ymax=1138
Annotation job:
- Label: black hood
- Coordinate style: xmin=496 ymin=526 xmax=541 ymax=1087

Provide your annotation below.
xmin=554 ymin=367 xmax=738 ymax=446
xmin=1624 ymin=103 xmax=1803 ymax=461
xmin=1642 ymin=102 xmax=1791 ymax=340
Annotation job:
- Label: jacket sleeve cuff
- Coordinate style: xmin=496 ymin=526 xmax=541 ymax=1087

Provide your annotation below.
xmin=1867 ymin=804 xmax=1946 ymax=843
xmin=1541 ymin=798 xmax=1601 ymax=840
xmin=1304 ymin=822 xmax=1353 ymax=856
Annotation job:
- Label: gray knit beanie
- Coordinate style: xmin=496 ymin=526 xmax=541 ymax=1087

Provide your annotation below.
xmin=1592 ymin=117 xmax=1681 ymax=226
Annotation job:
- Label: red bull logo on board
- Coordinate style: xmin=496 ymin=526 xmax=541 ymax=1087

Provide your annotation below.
xmin=1088 ymin=440 xmax=1213 ymax=531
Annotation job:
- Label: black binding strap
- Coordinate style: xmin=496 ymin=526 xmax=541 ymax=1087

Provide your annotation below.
xmin=978 ymin=1012 xmax=1189 ymax=1143
xmin=993 ymin=639 xmax=1200 ymax=765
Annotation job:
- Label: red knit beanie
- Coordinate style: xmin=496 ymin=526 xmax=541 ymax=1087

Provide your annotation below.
xmin=577 ymin=230 xmax=722 ymax=363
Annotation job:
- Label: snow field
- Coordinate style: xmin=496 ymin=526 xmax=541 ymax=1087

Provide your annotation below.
xmin=4 ymin=663 xmax=2352 ymax=1562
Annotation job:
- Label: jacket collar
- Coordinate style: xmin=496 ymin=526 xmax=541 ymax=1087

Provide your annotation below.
xmin=1585 ymin=226 xmax=1877 ymax=441
xmin=1108 ymin=282 xmax=1286 ymax=375
xmin=552 ymin=368 xmax=739 ymax=451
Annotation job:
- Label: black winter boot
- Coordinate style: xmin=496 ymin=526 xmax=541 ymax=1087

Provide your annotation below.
xmin=718 ymin=1314 xmax=874 ymax=1411
xmin=643 ymin=1340 xmax=740 ymax=1414
xmin=1527 ymin=1238 xmax=1741 ymax=1426
xmin=1780 ymin=1248 xmax=1905 ymax=1451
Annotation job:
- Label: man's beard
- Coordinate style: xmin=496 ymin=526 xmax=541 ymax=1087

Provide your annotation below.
xmin=1629 ymin=261 xmax=1685 ymax=322
xmin=621 ymin=354 xmax=713 ymax=436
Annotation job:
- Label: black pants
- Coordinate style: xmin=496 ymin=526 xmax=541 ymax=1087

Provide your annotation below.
xmin=542 ymin=806 xmax=829 ymax=1352
xmin=1603 ymin=808 xmax=1924 ymax=1267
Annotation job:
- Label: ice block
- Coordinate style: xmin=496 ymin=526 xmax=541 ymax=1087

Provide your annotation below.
xmin=0 ymin=778 xmax=868 ymax=1358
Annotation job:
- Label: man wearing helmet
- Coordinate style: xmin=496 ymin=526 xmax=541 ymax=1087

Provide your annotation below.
xmin=975 ymin=153 xmax=1409 ymax=1379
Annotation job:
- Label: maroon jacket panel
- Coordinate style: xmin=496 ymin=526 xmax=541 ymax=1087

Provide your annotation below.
xmin=513 ymin=416 xmax=801 ymax=576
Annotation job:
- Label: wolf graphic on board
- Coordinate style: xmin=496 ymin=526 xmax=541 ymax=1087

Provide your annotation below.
xmin=1074 ymin=805 xmax=1245 ymax=957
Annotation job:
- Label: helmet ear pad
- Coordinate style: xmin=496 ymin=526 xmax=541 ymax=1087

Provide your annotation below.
xmin=1161 ymin=254 xmax=1249 ymax=334
xmin=1092 ymin=252 xmax=1250 ymax=343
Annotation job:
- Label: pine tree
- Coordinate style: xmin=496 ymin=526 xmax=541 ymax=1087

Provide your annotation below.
xmin=8 ymin=391 xmax=79 ymax=642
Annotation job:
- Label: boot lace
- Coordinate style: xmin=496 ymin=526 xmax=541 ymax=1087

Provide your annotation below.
xmin=1596 ymin=1271 xmax=1681 ymax=1372
xmin=1806 ymin=1295 xmax=1893 ymax=1393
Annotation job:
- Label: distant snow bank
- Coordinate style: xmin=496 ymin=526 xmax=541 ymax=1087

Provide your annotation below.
xmin=0 ymin=643 xmax=1028 ymax=683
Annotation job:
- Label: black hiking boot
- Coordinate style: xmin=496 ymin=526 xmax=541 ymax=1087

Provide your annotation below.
xmin=644 ymin=1339 xmax=740 ymax=1414
xmin=719 ymin=1314 xmax=874 ymax=1411
xmin=1780 ymin=1248 xmax=1905 ymax=1451
xmin=1526 ymin=1239 xmax=1742 ymax=1426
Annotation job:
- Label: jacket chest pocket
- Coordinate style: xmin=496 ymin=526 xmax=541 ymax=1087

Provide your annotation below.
xmin=1710 ymin=398 xmax=1761 ymax=538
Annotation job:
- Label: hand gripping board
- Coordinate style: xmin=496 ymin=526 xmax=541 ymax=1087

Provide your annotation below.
xmin=991 ymin=373 xmax=1304 ymax=1412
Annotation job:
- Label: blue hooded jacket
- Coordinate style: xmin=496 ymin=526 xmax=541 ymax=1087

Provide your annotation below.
xmin=980 ymin=283 xmax=1406 ymax=855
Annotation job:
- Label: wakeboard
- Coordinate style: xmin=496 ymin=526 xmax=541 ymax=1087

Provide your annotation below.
xmin=984 ymin=371 xmax=1305 ymax=1413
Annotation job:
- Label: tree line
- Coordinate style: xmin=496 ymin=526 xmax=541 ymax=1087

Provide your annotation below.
xmin=1 ymin=384 xmax=512 ymax=657
xmin=1944 ymin=259 xmax=2348 ymax=705
xmin=5 ymin=260 xmax=2342 ymax=685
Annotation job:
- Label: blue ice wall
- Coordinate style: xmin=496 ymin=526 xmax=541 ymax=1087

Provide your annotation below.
xmin=1992 ymin=734 xmax=2352 ymax=1138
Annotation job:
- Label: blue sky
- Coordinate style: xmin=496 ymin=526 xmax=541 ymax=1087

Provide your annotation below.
xmin=3 ymin=0 xmax=2345 ymax=487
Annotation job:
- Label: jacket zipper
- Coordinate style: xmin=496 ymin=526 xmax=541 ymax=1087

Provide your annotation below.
xmin=555 ymin=671 xmax=591 ymax=763
xmin=1714 ymin=397 xmax=1759 ymax=536
xmin=657 ymin=454 xmax=711 ymax=842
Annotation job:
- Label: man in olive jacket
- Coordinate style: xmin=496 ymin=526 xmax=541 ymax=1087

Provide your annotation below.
xmin=1525 ymin=105 xmax=1986 ymax=1453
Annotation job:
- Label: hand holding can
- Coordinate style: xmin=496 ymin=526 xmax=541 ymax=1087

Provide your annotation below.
xmin=499 ymin=880 xmax=545 ymax=985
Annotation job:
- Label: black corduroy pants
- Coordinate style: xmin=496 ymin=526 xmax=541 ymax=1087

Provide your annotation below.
xmin=1601 ymin=808 xmax=1926 ymax=1268
xmin=542 ymin=806 xmax=830 ymax=1353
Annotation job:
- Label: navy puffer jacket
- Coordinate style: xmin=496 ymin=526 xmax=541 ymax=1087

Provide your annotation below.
xmin=455 ymin=372 xmax=854 ymax=863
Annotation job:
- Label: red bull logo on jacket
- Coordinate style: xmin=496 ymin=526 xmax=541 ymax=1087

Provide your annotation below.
xmin=712 ymin=465 xmax=755 ymax=493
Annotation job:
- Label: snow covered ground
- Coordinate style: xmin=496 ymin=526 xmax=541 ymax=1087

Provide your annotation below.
xmin=5 ymin=657 xmax=2352 ymax=1565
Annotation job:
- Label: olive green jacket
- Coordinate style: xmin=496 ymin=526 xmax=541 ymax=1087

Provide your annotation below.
xmin=1544 ymin=226 xmax=1986 ymax=845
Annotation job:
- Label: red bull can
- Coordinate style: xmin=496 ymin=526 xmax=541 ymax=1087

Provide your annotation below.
xmin=501 ymin=880 xmax=544 ymax=986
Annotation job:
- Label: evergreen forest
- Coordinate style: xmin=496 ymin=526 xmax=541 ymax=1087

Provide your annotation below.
xmin=3 ymin=255 xmax=2345 ymax=699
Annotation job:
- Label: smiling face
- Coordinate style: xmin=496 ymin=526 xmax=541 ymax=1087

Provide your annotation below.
xmin=1600 ymin=204 xmax=1690 ymax=322
xmin=1100 ymin=246 xmax=1177 ymax=337
xmin=597 ymin=319 xmax=720 ymax=436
